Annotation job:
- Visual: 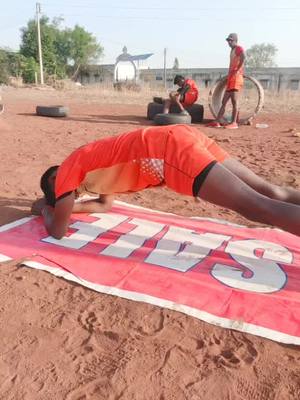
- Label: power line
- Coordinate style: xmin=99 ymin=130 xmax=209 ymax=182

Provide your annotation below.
xmin=42 ymin=3 xmax=300 ymax=11
xmin=41 ymin=11 xmax=300 ymax=22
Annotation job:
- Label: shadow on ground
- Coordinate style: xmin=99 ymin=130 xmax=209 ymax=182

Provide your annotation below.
xmin=17 ymin=112 xmax=151 ymax=126
xmin=0 ymin=197 xmax=34 ymax=225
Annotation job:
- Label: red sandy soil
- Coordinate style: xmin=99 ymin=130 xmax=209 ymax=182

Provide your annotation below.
xmin=0 ymin=87 xmax=300 ymax=399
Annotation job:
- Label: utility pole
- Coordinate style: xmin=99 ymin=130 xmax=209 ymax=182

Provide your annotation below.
xmin=163 ymin=47 xmax=167 ymax=89
xmin=36 ymin=2 xmax=44 ymax=85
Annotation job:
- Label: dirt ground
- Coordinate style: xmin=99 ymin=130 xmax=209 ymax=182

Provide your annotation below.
xmin=1 ymin=86 xmax=300 ymax=400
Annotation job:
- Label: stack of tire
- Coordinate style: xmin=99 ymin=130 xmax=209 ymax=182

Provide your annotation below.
xmin=147 ymin=102 xmax=204 ymax=126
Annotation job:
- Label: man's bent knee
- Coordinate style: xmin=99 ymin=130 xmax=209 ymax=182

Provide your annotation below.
xmin=265 ymin=185 xmax=289 ymax=202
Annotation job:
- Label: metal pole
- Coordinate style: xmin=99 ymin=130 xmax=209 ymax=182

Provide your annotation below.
xmin=36 ymin=3 xmax=44 ymax=85
xmin=163 ymin=48 xmax=167 ymax=89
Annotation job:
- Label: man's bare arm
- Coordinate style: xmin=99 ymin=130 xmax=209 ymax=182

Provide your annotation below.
xmin=32 ymin=194 xmax=114 ymax=215
xmin=73 ymin=195 xmax=114 ymax=213
xmin=236 ymin=52 xmax=245 ymax=72
xmin=41 ymin=194 xmax=114 ymax=239
xmin=41 ymin=192 xmax=75 ymax=239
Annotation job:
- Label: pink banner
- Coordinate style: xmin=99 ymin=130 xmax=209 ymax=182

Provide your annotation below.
xmin=1 ymin=201 xmax=300 ymax=344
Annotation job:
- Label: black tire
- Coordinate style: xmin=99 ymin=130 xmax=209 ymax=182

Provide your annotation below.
xmin=147 ymin=102 xmax=164 ymax=120
xmin=36 ymin=105 xmax=69 ymax=117
xmin=147 ymin=102 xmax=204 ymax=123
xmin=153 ymin=96 xmax=163 ymax=104
xmin=185 ymin=104 xmax=204 ymax=123
xmin=153 ymin=113 xmax=192 ymax=126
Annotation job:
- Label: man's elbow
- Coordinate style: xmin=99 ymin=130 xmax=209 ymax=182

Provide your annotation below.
xmin=51 ymin=232 xmax=65 ymax=240
xmin=103 ymin=202 xmax=113 ymax=212
xmin=47 ymin=226 xmax=67 ymax=240
xmin=101 ymin=197 xmax=114 ymax=212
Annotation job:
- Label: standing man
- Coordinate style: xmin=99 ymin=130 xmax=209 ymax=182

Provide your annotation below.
xmin=208 ymin=33 xmax=245 ymax=129
xmin=162 ymin=75 xmax=199 ymax=115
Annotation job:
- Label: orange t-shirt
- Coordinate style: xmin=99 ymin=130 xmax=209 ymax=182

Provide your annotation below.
xmin=55 ymin=125 xmax=229 ymax=199
xmin=181 ymin=78 xmax=199 ymax=105
xmin=227 ymin=45 xmax=244 ymax=90
xmin=55 ymin=126 xmax=168 ymax=199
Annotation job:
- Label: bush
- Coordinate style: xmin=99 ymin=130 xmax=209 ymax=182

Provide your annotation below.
xmin=22 ymin=57 xmax=39 ymax=83
xmin=0 ymin=49 xmax=10 ymax=84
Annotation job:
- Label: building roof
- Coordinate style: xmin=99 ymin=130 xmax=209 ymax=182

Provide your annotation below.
xmin=130 ymin=53 xmax=153 ymax=61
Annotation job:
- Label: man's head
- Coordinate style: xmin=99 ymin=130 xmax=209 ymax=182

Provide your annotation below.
xmin=174 ymin=75 xmax=185 ymax=87
xmin=226 ymin=33 xmax=238 ymax=48
xmin=40 ymin=165 xmax=59 ymax=207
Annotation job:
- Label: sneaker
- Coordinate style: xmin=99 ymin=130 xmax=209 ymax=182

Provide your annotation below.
xmin=224 ymin=122 xmax=238 ymax=129
xmin=206 ymin=121 xmax=222 ymax=128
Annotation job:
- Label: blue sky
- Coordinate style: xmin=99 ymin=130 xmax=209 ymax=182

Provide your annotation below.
xmin=1 ymin=0 xmax=299 ymax=68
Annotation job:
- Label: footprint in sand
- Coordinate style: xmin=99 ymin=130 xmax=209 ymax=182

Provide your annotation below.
xmin=235 ymin=377 xmax=275 ymax=400
xmin=65 ymin=378 xmax=114 ymax=400
xmin=29 ymin=361 xmax=59 ymax=393
xmin=78 ymin=310 xmax=98 ymax=333
xmin=136 ymin=309 xmax=166 ymax=336
xmin=218 ymin=338 xmax=258 ymax=369
xmin=199 ymin=333 xmax=258 ymax=370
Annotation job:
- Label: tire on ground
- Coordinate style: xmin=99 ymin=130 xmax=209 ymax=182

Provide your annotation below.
xmin=36 ymin=105 xmax=69 ymax=117
xmin=147 ymin=102 xmax=164 ymax=120
xmin=185 ymin=104 xmax=204 ymax=123
xmin=208 ymin=75 xmax=264 ymax=125
xmin=147 ymin=102 xmax=204 ymax=123
xmin=153 ymin=113 xmax=192 ymax=126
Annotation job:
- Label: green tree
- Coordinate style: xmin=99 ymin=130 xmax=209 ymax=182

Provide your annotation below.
xmin=245 ymin=43 xmax=277 ymax=69
xmin=66 ymin=25 xmax=103 ymax=79
xmin=0 ymin=48 xmax=10 ymax=83
xmin=173 ymin=57 xmax=179 ymax=70
xmin=7 ymin=52 xmax=27 ymax=78
xmin=20 ymin=16 xmax=66 ymax=78
xmin=22 ymin=57 xmax=39 ymax=83
xmin=0 ymin=47 xmax=43 ymax=84
xmin=19 ymin=16 xmax=103 ymax=81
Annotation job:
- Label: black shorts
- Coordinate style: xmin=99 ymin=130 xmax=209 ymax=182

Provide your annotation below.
xmin=192 ymin=160 xmax=217 ymax=197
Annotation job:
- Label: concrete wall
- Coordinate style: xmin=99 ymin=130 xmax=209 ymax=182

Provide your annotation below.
xmin=78 ymin=65 xmax=300 ymax=91
xmin=140 ymin=67 xmax=300 ymax=91
xmin=78 ymin=64 xmax=114 ymax=85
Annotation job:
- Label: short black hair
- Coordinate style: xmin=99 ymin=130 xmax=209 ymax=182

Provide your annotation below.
xmin=174 ymin=75 xmax=184 ymax=85
xmin=40 ymin=165 xmax=59 ymax=207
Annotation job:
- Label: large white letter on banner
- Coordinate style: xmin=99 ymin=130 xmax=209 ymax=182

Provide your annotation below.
xmin=145 ymin=226 xmax=230 ymax=272
xmin=42 ymin=213 xmax=128 ymax=249
xmin=211 ymin=240 xmax=291 ymax=293
xmin=101 ymin=218 xmax=165 ymax=258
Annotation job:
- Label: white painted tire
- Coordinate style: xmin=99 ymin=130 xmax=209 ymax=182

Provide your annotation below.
xmin=208 ymin=75 xmax=264 ymax=125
